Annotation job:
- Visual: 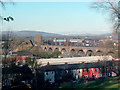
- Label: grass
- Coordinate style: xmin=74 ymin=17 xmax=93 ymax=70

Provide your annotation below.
xmin=60 ymin=76 xmax=120 ymax=89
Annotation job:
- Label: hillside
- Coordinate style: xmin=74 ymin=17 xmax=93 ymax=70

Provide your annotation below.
xmin=1 ymin=30 xmax=118 ymax=40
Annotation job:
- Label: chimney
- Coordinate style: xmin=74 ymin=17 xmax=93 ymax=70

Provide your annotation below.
xmin=112 ymin=59 xmax=114 ymax=61
xmin=65 ymin=62 xmax=68 ymax=64
xmin=98 ymin=59 xmax=100 ymax=62
xmin=47 ymin=62 xmax=50 ymax=65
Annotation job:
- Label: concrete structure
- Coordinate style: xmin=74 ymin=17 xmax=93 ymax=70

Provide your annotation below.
xmin=41 ymin=45 xmax=115 ymax=56
xmin=37 ymin=56 xmax=113 ymax=67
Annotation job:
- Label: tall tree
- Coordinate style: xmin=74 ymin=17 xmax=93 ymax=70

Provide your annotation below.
xmin=0 ymin=0 xmax=14 ymax=20
xmin=91 ymin=1 xmax=120 ymax=33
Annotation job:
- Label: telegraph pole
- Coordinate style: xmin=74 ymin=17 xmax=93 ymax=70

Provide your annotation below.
xmin=118 ymin=1 xmax=120 ymax=32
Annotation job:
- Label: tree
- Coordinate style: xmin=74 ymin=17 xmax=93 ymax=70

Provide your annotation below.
xmin=30 ymin=47 xmax=51 ymax=58
xmin=91 ymin=1 xmax=120 ymax=33
xmin=25 ymin=57 xmax=32 ymax=66
xmin=1 ymin=0 xmax=14 ymax=67
xmin=0 ymin=0 xmax=14 ymax=20
xmin=2 ymin=32 xmax=14 ymax=65
xmin=51 ymin=51 xmax=61 ymax=58
xmin=100 ymin=56 xmax=108 ymax=79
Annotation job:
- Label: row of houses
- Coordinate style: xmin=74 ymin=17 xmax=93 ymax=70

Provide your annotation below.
xmin=37 ymin=60 xmax=119 ymax=84
xmin=2 ymin=51 xmax=34 ymax=89
xmin=1 ymin=51 xmax=34 ymax=67
xmin=36 ymin=56 xmax=119 ymax=84
xmin=1 ymin=50 xmax=119 ymax=88
xmin=2 ymin=65 xmax=34 ymax=89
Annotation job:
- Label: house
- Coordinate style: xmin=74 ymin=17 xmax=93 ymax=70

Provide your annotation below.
xmin=2 ymin=51 xmax=33 ymax=66
xmin=53 ymin=38 xmax=67 ymax=46
xmin=37 ymin=61 xmax=115 ymax=84
xmin=2 ymin=65 xmax=33 ymax=89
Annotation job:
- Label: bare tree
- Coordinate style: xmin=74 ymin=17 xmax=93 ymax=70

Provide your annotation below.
xmin=1 ymin=0 xmax=14 ymax=68
xmin=91 ymin=0 xmax=120 ymax=33
xmin=0 ymin=0 xmax=14 ymax=20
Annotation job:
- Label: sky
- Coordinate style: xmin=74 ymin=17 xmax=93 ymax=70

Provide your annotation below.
xmin=2 ymin=2 xmax=112 ymax=35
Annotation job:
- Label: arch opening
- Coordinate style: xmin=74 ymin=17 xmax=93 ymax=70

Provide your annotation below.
xmin=61 ymin=48 xmax=66 ymax=55
xmin=86 ymin=50 xmax=94 ymax=56
xmin=70 ymin=49 xmax=76 ymax=56
xmin=96 ymin=50 xmax=103 ymax=56
xmin=55 ymin=48 xmax=59 ymax=52
xmin=78 ymin=50 xmax=85 ymax=57
xmin=44 ymin=47 xmax=47 ymax=51
xmin=48 ymin=47 xmax=52 ymax=53
xmin=107 ymin=51 xmax=114 ymax=56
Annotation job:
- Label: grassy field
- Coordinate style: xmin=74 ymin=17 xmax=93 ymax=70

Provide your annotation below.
xmin=60 ymin=76 xmax=120 ymax=89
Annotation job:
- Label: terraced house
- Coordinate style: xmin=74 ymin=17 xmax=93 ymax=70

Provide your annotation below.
xmin=37 ymin=60 xmax=118 ymax=84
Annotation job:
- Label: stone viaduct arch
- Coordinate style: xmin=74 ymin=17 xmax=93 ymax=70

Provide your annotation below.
xmin=86 ymin=50 xmax=94 ymax=56
xmin=95 ymin=50 xmax=104 ymax=56
xmin=78 ymin=49 xmax=85 ymax=56
xmin=48 ymin=47 xmax=52 ymax=53
xmin=106 ymin=51 xmax=115 ymax=57
xmin=61 ymin=48 xmax=67 ymax=55
xmin=41 ymin=45 xmax=115 ymax=57
xmin=54 ymin=48 xmax=59 ymax=51
xmin=70 ymin=49 xmax=76 ymax=56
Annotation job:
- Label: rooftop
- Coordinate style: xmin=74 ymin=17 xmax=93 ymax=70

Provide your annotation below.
xmin=40 ymin=61 xmax=113 ymax=71
xmin=37 ymin=56 xmax=113 ymax=66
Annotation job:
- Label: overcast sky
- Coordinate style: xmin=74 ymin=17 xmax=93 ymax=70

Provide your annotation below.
xmin=2 ymin=2 xmax=112 ymax=35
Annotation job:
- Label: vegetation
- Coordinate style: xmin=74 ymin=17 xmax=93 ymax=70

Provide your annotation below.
xmin=91 ymin=1 xmax=120 ymax=33
xmin=60 ymin=76 xmax=120 ymax=89
xmin=30 ymin=48 xmax=61 ymax=59
xmin=51 ymin=51 xmax=61 ymax=58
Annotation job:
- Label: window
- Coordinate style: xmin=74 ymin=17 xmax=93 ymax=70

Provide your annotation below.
xmin=83 ymin=69 xmax=85 ymax=72
xmin=106 ymin=67 xmax=108 ymax=71
xmin=74 ymin=70 xmax=76 ymax=73
xmin=84 ymin=75 xmax=88 ymax=78
xmin=91 ymin=68 xmax=93 ymax=72
xmin=49 ymin=79 xmax=51 ymax=81
xmin=46 ymin=72 xmax=48 ymax=75
xmin=87 ymin=68 xmax=89 ymax=72
xmin=95 ymin=68 xmax=97 ymax=72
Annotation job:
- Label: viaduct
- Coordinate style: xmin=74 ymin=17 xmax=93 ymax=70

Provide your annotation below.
xmin=40 ymin=45 xmax=115 ymax=56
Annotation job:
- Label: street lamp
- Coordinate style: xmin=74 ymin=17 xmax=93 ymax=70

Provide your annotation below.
xmin=3 ymin=16 xmax=14 ymax=22
xmin=31 ymin=56 xmax=38 ymax=89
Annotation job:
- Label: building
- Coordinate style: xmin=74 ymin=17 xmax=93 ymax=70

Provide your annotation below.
xmin=37 ymin=56 xmax=113 ymax=67
xmin=38 ymin=60 xmax=117 ymax=84
xmin=2 ymin=51 xmax=33 ymax=67
xmin=53 ymin=38 xmax=67 ymax=46
xmin=34 ymin=34 xmax=42 ymax=44
xmin=2 ymin=65 xmax=33 ymax=89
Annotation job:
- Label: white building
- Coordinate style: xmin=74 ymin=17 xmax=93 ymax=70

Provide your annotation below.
xmin=37 ymin=56 xmax=113 ymax=67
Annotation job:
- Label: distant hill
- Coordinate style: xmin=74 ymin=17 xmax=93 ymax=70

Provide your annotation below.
xmin=1 ymin=30 xmax=63 ymax=40
xmin=2 ymin=30 xmax=62 ymax=36
xmin=1 ymin=30 xmax=119 ymax=40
